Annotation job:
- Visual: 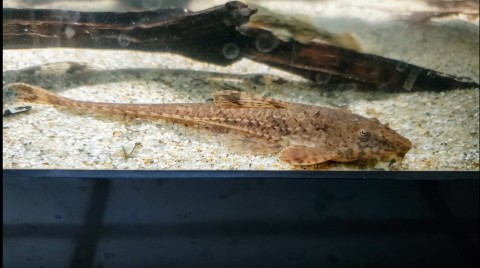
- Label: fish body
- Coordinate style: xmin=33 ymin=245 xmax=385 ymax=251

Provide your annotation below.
xmin=4 ymin=83 xmax=412 ymax=167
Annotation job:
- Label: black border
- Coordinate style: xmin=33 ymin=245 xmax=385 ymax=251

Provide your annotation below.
xmin=4 ymin=169 xmax=479 ymax=267
xmin=3 ymin=169 xmax=479 ymax=180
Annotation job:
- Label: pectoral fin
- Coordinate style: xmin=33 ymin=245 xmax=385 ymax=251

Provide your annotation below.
xmin=213 ymin=90 xmax=290 ymax=108
xmin=225 ymin=133 xmax=283 ymax=155
xmin=279 ymin=146 xmax=340 ymax=166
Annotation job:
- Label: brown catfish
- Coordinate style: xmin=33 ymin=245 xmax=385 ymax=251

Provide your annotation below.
xmin=4 ymin=82 xmax=412 ymax=167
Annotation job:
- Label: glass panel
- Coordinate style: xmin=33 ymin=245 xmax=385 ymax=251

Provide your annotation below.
xmin=3 ymin=0 xmax=479 ymax=170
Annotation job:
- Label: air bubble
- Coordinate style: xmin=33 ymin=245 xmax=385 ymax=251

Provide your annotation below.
xmin=239 ymin=7 xmax=252 ymax=17
xmin=341 ymin=83 xmax=357 ymax=90
xmin=336 ymin=83 xmax=357 ymax=91
xmin=377 ymin=83 xmax=388 ymax=91
xmin=395 ymin=62 xmax=408 ymax=72
xmin=403 ymin=67 xmax=422 ymax=91
xmin=255 ymin=32 xmax=279 ymax=53
xmin=139 ymin=0 xmax=164 ymax=10
xmin=117 ymin=34 xmax=131 ymax=47
xmin=65 ymin=11 xmax=80 ymax=24
xmin=222 ymin=43 xmax=240 ymax=60
xmin=64 ymin=26 xmax=76 ymax=39
xmin=315 ymin=72 xmax=332 ymax=85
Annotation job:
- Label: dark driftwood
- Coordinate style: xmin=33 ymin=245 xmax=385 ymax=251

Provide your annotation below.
xmin=3 ymin=2 xmax=478 ymax=91
xmin=237 ymin=28 xmax=479 ymax=91
xmin=3 ymin=2 xmax=257 ymax=65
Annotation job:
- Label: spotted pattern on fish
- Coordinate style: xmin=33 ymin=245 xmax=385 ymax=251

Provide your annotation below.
xmin=3 ymin=82 xmax=412 ymax=167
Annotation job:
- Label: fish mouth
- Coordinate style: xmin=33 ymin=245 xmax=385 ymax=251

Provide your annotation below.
xmin=380 ymin=151 xmax=407 ymax=168
xmin=388 ymin=158 xmax=398 ymax=168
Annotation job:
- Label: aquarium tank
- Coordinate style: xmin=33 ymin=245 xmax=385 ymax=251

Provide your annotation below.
xmin=2 ymin=0 xmax=479 ymax=171
xmin=3 ymin=0 xmax=479 ymax=267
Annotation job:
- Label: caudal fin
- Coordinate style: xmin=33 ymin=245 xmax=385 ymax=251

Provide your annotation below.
xmin=4 ymin=83 xmax=68 ymax=106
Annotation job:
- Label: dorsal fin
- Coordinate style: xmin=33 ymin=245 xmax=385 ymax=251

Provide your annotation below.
xmin=212 ymin=90 xmax=290 ymax=108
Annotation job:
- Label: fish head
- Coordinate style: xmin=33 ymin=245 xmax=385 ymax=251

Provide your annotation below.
xmin=344 ymin=116 xmax=413 ymax=166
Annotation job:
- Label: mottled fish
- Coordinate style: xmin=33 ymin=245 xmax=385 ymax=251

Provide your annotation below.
xmin=4 ymin=83 xmax=412 ymax=167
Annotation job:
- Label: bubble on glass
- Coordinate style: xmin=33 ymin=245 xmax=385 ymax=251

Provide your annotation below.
xmin=139 ymin=0 xmax=164 ymax=10
xmin=117 ymin=34 xmax=131 ymax=47
xmin=315 ymin=72 xmax=332 ymax=85
xmin=403 ymin=67 xmax=422 ymax=91
xmin=64 ymin=11 xmax=81 ymax=24
xmin=255 ymin=32 xmax=279 ymax=53
xmin=64 ymin=26 xmax=76 ymax=39
xmin=239 ymin=7 xmax=252 ymax=17
xmin=343 ymin=83 xmax=357 ymax=91
xmin=395 ymin=62 xmax=408 ymax=72
xmin=222 ymin=43 xmax=240 ymax=60
xmin=377 ymin=82 xmax=388 ymax=91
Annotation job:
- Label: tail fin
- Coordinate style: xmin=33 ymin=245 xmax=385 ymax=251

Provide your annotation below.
xmin=4 ymin=83 xmax=68 ymax=106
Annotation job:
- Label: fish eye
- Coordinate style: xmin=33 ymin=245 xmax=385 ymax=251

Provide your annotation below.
xmin=358 ymin=129 xmax=371 ymax=141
